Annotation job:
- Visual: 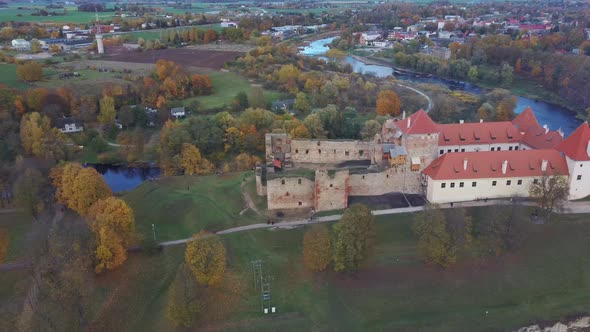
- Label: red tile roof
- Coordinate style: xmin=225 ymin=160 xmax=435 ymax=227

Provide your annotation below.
xmin=521 ymin=127 xmax=563 ymax=149
xmin=396 ymin=110 xmax=439 ymax=135
xmin=557 ymin=122 xmax=590 ymax=161
xmin=512 ymin=107 xmax=541 ymax=132
xmin=422 ymin=149 xmax=568 ymax=180
xmin=438 ymin=121 xmax=520 ymax=146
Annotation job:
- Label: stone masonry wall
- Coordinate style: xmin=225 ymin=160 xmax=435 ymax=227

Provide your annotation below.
xmin=291 ymin=140 xmax=378 ymax=164
xmin=266 ymin=176 xmax=314 ymax=210
xmin=348 ymin=165 xmax=422 ymax=196
xmin=314 ymin=170 xmax=349 ymax=211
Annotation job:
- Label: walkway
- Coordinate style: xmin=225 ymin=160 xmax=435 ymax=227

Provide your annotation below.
xmin=158 ymin=199 xmax=590 ymax=247
xmin=394 ymin=82 xmax=433 ymax=113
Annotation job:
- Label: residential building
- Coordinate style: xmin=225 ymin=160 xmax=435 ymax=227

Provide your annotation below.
xmin=170 ymin=107 xmax=186 ymax=119
xmin=57 ymin=118 xmax=84 ymax=133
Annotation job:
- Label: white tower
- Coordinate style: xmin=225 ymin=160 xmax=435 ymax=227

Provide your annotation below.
xmin=95 ymin=12 xmax=104 ymax=54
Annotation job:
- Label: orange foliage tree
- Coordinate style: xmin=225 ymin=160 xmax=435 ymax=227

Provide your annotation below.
xmin=303 ymin=224 xmax=332 ymax=272
xmin=376 ymin=90 xmax=401 ymax=116
xmin=185 ymin=231 xmax=227 ymax=287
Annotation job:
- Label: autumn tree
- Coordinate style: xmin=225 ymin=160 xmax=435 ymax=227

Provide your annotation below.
xmin=294 ymin=92 xmax=311 ymax=113
xmin=375 ymin=90 xmax=401 ymax=116
xmin=303 ymin=224 xmax=332 ymax=272
xmin=290 ymin=123 xmax=312 ymax=139
xmin=477 ymin=205 xmax=527 ymax=256
xmin=180 ymin=143 xmax=214 ymax=175
xmin=360 ymin=120 xmax=382 ymax=140
xmin=413 ymin=205 xmax=452 ymax=266
xmin=167 ymin=263 xmax=203 ymax=327
xmin=87 ymin=197 xmax=135 ymax=272
xmin=529 ymin=173 xmax=569 ymax=221
xmin=98 ymin=96 xmax=116 ymax=126
xmin=19 ymin=112 xmax=65 ymax=161
xmin=17 ymin=62 xmax=43 ymax=82
xmin=0 ymin=228 xmax=8 ymax=263
xmin=14 ymin=168 xmax=48 ymax=221
xmin=234 ymin=152 xmax=260 ymax=171
xmin=185 ymin=231 xmax=226 ymax=287
xmin=332 ymin=204 xmax=375 ymax=272
xmin=30 ymin=39 xmax=42 ymax=53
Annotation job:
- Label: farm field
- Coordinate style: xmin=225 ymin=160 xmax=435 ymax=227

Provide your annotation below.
xmin=103 ymin=47 xmax=243 ymax=69
xmin=104 ymin=24 xmax=223 ymax=43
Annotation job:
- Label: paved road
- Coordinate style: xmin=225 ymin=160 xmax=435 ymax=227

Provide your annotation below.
xmin=158 ymin=199 xmax=590 ymax=247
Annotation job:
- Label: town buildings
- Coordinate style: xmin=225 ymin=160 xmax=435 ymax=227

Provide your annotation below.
xmin=257 ymin=108 xmax=590 ymax=211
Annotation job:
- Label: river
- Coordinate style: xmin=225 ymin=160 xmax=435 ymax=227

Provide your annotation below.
xmin=89 ymin=164 xmax=160 ymax=193
xmin=300 ymin=37 xmax=581 ymax=136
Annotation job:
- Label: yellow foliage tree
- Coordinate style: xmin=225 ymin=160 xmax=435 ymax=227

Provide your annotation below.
xmin=180 ymin=143 xmax=213 ymax=175
xmin=69 ymin=167 xmax=112 ymax=216
xmin=94 ymin=226 xmax=127 ymax=273
xmin=375 ymin=90 xmax=401 ymax=116
xmin=17 ymin=62 xmax=43 ymax=82
xmin=303 ymin=224 xmax=332 ymax=272
xmin=185 ymin=231 xmax=226 ymax=287
xmin=50 ymin=162 xmax=83 ymax=205
xmin=20 ymin=112 xmax=65 ymax=161
xmin=290 ymin=123 xmax=312 ymax=139
xmin=234 ymin=153 xmax=261 ymax=171
xmin=87 ymin=197 xmax=135 ymax=246
xmin=98 ymin=96 xmax=116 ymax=126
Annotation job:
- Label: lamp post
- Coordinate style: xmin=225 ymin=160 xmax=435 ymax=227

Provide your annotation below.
xmin=152 ymin=223 xmax=156 ymax=242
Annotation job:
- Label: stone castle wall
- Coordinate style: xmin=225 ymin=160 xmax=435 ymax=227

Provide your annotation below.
xmin=348 ymin=166 xmax=422 ymax=196
xmin=266 ymin=176 xmax=314 ymax=210
xmin=290 ymin=139 xmax=378 ymax=164
xmin=314 ymin=170 xmax=349 ymax=211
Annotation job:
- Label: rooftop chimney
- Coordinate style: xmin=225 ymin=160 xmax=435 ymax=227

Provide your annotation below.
xmin=463 ymin=158 xmax=468 ymax=171
xmin=587 ymin=141 xmax=590 ymax=158
xmin=402 ymin=110 xmax=406 ymax=120
xmin=502 ymin=160 xmax=508 ymax=174
xmin=459 ymin=120 xmax=464 ymax=124
xmin=480 ymin=119 xmax=483 ymax=123
xmin=407 ymin=117 xmax=411 ymax=129
xmin=543 ymin=124 xmax=549 ymax=134
xmin=541 ymin=159 xmax=548 ymax=172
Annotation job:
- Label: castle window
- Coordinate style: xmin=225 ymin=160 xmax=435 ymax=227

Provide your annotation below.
xmin=295 ymin=149 xmax=299 ymax=154
xmin=345 ymin=151 xmax=349 ymax=156
xmin=580 ymin=164 xmax=584 ymax=167
xmin=362 ymin=175 xmax=365 ymax=179
xmin=305 ymin=150 xmax=309 ymax=154
xmin=497 ymin=147 xmax=501 ymax=151
xmin=517 ymin=180 xmax=522 ymax=185
xmin=330 ymin=184 xmax=333 ymax=188
xmin=577 ymin=175 xmax=582 ymax=180
xmin=318 ymin=149 xmax=322 ymax=154
xmin=447 ymin=149 xmax=451 ymax=153
xmin=359 ymin=150 xmax=364 ymax=156
xmin=459 ymin=182 xmax=464 ymax=188
xmin=441 ymin=183 xmax=446 ymax=188
xmin=454 ymin=149 xmax=459 ymax=152
xmin=450 ymin=182 xmax=455 ymax=188
xmin=317 ymin=141 xmax=320 ymax=146
xmin=386 ymin=174 xmax=389 ymax=178
xmin=472 ymin=181 xmax=477 ymax=187
xmin=515 ymin=146 xmax=519 ymax=150
xmin=281 ymin=179 xmax=285 ymax=185
xmin=506 ymin=180 xmax=511 ymax=186
xmin=285 ymin=192 xmax=289 ymax=196
xmin=440 ymin=150 xmax=444 ymax=155
xmin=509 ymin=147 xmax=513 ymax=151
xmin=492 ymin=181 xmax=497 ymax=186
xmin=298 ymin=202 xmax=302 ymax=206
xmin=334 ymin=149 xmax=336 ymax=154
xmin=491 ymin=147 xmax=495 ymax=151
xmin=298 ymin=179 xmax=302 ymax=184
xmin=533 ymin=179 xmax=538 ymax=184
xmin=461 ymin=149 xmax=465 ymax=152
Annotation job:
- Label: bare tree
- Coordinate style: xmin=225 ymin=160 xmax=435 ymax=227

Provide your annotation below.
xmin=528 ymin=173 xmax=569 ymax=221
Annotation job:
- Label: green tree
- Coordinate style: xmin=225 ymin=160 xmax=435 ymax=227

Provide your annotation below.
xmin=98 ymin=96 xmax=116 ymax=126
xmin=14 ymin=168 xmax=47 ymax=221
xmin=500 ymin=63 xmax=514 ymax=87
xmin=413 ymin=205 xmax=453 ymax=266
xmin=185 ymin=231 xmax=226 ymax=286
xmin=332 ymin=204 xmax=375 ymax=272
xmin=167 ymin=264 xmax=203 ymax=327
xmin=303 ymin=224 xmax=332 ymax=272
xmin=294 ymin=92 xmax=311 ymax=113
xmin=468 ymin=65 xmax=479 ymax=82
xmin=360 ymin=120 xmax=382 ymax=140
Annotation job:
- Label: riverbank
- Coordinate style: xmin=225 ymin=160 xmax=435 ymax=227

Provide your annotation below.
xmin=355 ymin=53 xmax=581 ymax=116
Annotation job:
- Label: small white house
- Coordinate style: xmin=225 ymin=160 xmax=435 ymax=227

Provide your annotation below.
xmin=220 ymin=21 xmax=238 ymax=28
xmin=57 ymin=118 xmax=84 ymax=133
xmin=11 ymin=39 xmax=31 ymax=51
xmin=171 ymin=107 xmax=186 ymax=119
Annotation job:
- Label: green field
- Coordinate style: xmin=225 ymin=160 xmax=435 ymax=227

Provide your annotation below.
xmin=184 ymin=71 xmax=281 ymax=110
xmin=82 ymin=206 xmax=590 ymax=331
xmin=105 ymin=24 xmax=223 ymax=43
xmin=123 ymin=172 xmax=263 ymax=242
xmin=0 ymin=211 xmax=33 ymax=262
xmin=0 ymin=63 xmax=28 ymax=89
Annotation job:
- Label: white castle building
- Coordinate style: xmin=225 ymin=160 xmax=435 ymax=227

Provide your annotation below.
xmin=258 ymin=108 xmax=590 ymax=211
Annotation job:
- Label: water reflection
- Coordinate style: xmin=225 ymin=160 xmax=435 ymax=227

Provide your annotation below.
xmin=89 ymin=164 xmax=160 ymax=193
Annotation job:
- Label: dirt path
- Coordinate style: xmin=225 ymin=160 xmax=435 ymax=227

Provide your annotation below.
xmin=240 ymin=180 xmax=262 ymax=216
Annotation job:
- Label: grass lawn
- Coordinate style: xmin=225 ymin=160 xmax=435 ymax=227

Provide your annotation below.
xmin=123 ymin=172 xmax=263 ymax=242
xmin=0 ymin=64 xmax=28 ymax=89
xmin=75 ymin=205 xmax=590 ymax=331
xmin=0 ymin=211 xmax=33 ymax=262
xmin=107 ymin=24 xmax=223 ymax=43
xmin=183 ymin=71 xmax=281 ymax=110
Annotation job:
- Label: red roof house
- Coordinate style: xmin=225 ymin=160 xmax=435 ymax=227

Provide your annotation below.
xmin=396 ymin=110 xmax=439 ymax=135
xmin=557 ymin=122 xmax=590 ymax=161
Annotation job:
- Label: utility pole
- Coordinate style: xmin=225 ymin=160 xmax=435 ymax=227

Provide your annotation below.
xmin=152 ymin=223 xmax=156 ymax=241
